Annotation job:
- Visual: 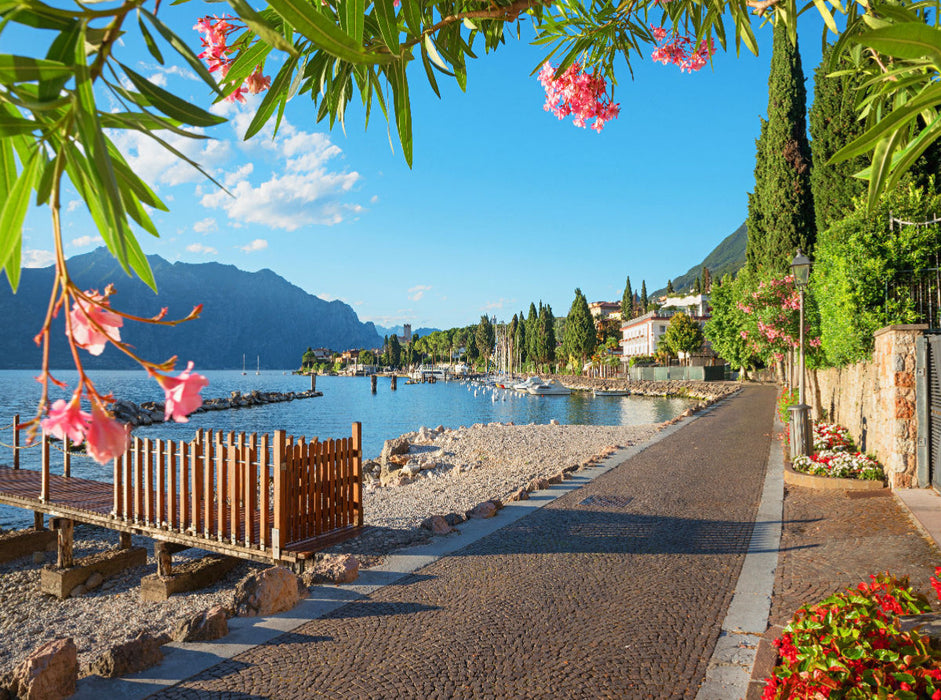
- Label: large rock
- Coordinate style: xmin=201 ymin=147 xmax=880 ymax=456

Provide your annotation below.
xmin=234 ymin=566 xmax=305 ymax=617
xmin=466 ymin=501 xmax=498 ymax=520
xmin=83 ymin=631 xmax=168 ymax=679
xmin=173 ymin=605 xmax=229 ymax=643
xmin=420 ymin=515 xmax=456 ymax=535
xmin=527 ymin=477 xmax=550 ymax=492
xmin=379 ymin=437 xmax=412 ymax=484
xmin=8 ymin=638 xmax=76 ymax=700
xmin=302 ymin=554 xmax=360 ymax=586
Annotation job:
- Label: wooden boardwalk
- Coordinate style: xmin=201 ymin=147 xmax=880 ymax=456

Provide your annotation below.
xmin=0 ymin=424 xmax=364 ymax=565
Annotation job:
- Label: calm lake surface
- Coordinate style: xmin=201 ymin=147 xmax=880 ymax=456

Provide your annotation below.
xmin=0 ymin=370 xmax=693 ymax=528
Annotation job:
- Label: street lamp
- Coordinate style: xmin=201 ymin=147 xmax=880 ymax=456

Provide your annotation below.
xmin=789 ymin=249 xmax=813 ymax=458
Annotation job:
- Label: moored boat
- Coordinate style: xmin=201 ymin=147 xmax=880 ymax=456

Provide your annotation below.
xmin=527 ymin=380 xmax=571 ymax=396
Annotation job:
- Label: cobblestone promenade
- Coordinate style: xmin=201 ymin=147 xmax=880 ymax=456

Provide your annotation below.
xmin=153 ymin=386 xmax=777 ymax=699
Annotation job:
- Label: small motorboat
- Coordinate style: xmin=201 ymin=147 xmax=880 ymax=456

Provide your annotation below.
xmin=527 ymin=380 xmax=571 ymax=396
xmin=514 ymin=376 xmax=544 ymax=392
xmin=593 ymin=389 xmax=631 ymax=397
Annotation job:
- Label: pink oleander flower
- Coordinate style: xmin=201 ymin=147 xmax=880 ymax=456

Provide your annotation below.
xmin=537 ymin=61 xmax=620 ymax=132
xmin=651 ymin=25 xmax=667 ymax=42
xmin=225 ymin=85 xmax=247 ymax=104
xmin=85 ymin=404 xmax=130 ymax=464
xmin=69 ymin=290 xmax=123 ymax=356
xmin=41 ymin=398 xmax=90 ymax=444
xmin=650 ymin=33 xmax=715 ymax=73
xmin=245 ymin=68 xmax=271 ymax=95
xmin=155 ymin=361 xmax=209 ymax=422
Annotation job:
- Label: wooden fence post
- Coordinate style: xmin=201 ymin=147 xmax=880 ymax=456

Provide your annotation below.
xmin=63 ymin=437 xmax=70 ymax=477
xmin=40 ymin=432 xmax=49 ymax=503
xmin=57 ymin=519 xmax=73 ymax=569
xmin=12 ymin=414 xmax=18 ymax=470
xmin=352 ymin=422 xmax=363 ymax=527
xmin=272 ymin=430 xmax=286 ymax=560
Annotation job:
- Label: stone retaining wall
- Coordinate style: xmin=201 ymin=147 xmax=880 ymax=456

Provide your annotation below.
xmin=810 ymin=324 xmax=925 ymax=489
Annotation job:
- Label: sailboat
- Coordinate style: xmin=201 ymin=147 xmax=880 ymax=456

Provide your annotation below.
xmin=256 ymin=356 xmax=260 ymax=375
xmin=241 ymin=354 xmax=247 ymax=376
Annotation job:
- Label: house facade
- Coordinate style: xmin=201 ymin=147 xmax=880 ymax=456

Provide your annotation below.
xmin=620 ymin=294 xmax=712 ymax=360
xmin=588 ymin=301 xmax=622 ymax=321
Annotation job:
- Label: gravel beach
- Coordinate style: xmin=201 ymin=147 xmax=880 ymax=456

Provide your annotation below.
xmin=0 ymin=414 xmax=678 ymax=676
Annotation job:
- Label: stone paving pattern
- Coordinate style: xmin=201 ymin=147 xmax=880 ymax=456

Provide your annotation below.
xmin=152 ymin=386 xmax=777 ymax=699
xmin=745 ymin=480 xmax=941 ymax=698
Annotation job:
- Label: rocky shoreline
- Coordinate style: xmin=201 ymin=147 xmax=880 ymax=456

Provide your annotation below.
xmin=543 ymin=374 xmax=742 ymax=401
xmin=109 ymin=389 xmax=322 ymax=427
xmin=0 ymin=391 xmax=728 ymax=687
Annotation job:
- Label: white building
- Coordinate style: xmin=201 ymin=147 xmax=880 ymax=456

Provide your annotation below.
xmin=620 ymin=294 xmax=711 ymax=360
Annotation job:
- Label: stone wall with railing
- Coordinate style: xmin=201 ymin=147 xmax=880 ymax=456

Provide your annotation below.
xmin=810 ymin=324 xmax=925 ymax=489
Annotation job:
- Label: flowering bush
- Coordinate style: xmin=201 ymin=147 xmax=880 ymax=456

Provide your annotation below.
xmin=792 ymin=450 xmax=885 ymax=481
xmin=650 ymin=28 xmax=716 ymax=73
xmin=764 ymin=573 xmax=941 ymax=699
xmin=777 ymin=388 xmax=798 ymax=425
xmin=738 ymin=275 xmax=821 ymax=364
xmin=813 ymin=422 xmax=854 ymax=452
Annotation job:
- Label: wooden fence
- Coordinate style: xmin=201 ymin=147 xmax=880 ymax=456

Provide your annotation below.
xmin=111 ymin=423 xmax=363 ymax=558
xmin=6 ymin=421 xmax=363 ymax=561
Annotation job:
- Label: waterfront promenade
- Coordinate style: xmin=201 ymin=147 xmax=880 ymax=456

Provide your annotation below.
xmin=82 ymin=384 xmax=941 ymax=698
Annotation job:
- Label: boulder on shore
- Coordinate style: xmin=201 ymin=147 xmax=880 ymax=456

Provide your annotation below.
xmin=5 ymin=638 xmax=77 ymax=700
xmin=234 ymin=566 xmax=305 ymax=617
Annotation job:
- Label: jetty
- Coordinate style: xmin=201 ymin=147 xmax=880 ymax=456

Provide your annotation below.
xmin=0 ymin=418 xmax=363 ymax=597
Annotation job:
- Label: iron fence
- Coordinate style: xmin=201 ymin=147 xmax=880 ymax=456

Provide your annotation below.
xmin=885 ymin=268 xmax=941 ymax=330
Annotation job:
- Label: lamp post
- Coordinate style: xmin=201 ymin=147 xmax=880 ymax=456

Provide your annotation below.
xmin=789 ymin=249 xmax=813 ymax=458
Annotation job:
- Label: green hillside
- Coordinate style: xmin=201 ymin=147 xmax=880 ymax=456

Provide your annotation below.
xmin=650 ymin=222 xmax=746 ymax=298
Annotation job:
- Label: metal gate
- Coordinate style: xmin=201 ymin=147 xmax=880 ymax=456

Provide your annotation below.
xmin=924 ymin=335 xmax=941 ymax=490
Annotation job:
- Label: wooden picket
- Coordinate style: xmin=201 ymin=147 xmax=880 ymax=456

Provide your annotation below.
xmin=104 ymin=422 xmax=363 ymax=558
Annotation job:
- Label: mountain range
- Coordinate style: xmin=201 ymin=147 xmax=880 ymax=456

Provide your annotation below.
xmin=0 ymin=248 xmax=383 ymax=369
xmin=650 ymin=221 xmax=747 ymax=298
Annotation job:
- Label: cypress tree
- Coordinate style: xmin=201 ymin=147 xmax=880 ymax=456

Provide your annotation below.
xmin=526 ymin=302 xmax=539 ymax=365
xmin=745 ymin=22 xmax=816 ymax=277
xmin=475 ymin=315 xmax=495 ymax=369
xmin=702 ymin=266 xmax=711 ymax=292
xmin=539 ymin=304 xmax=556 ymax=368
xmin=693 ymin=276 xmax=702 ymax=294
xmin=514 ymin=312 xmax=527 ymax=366
xmin=809 ymin=43 xmax=867 ymax=233
xmin=621 ymin=276 xmax=634 ymax=320
xmin=666 ymin=279 xmax=675 ymax=294
xmin=640 ymin=281 xmax=648 ymax=314
xmin=562 ymin=288 xmax=597 ymax=368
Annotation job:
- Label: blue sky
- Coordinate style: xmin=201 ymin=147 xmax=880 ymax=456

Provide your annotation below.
xmin=17 ymin=5 xmax=831 ymax=331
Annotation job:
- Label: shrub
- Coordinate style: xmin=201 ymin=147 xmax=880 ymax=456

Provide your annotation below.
xmin=777 ymin=388 xmax=798 ymax=425
xmin=764 ymin=573 xmax=941 ymax=699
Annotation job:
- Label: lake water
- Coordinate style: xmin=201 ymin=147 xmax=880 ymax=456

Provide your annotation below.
xmin=0 ymin=370 xmax=693 ymax=528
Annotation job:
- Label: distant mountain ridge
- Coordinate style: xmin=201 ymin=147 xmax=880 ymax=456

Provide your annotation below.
xmin=0 ymin=248 xmax=383 ymax=369
xmin=651 ymin=222 xmax=747 ymax=298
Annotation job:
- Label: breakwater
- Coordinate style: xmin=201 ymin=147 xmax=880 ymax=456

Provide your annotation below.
xmin=110 ymin=389 xmax=323 ymax=427
xmin=543 ymin=374 xmax=741 ymax=402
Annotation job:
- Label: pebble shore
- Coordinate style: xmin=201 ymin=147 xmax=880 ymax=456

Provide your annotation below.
xmin=0 ymin=407 xmax=700 ymax=676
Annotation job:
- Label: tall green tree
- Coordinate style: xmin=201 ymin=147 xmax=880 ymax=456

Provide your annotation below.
xmin=704 ymin=274 xmax=760 ymax=377
xmin=475 ymin=315 xmax=495 ymax=370
xmin=536 ymin=304 xmax=556 ymax=371
xmin=514 ymin=312 xmax=527 ymax=367
xmin=621 ymin=277 xmax=634 ymax=320
xmin=301 ymin=347 xmax=315 ymax=369
xmin=666 ymin=279 xmax=675 ymax=295
xmin=389 ymin=333 xmax=402 ymax=368
xmin=809 ymin=43 xmax=868 ymax=234
xmin=702 ymin=267 xmax=711 ymax=292
xmin=640 ymin=281 xmax=648 ymax=314
xmin=693 ymin=276 xmax=702 ymax=294
xmin=745 ymin=22 xmax=816 ymax=277
xmin=527 ymin=303 xmax=540 ymax=367
xmin=561 ymin=288 xmax=597 ymax=371
xmin=658 ymin=312 xmax=705 ymax=360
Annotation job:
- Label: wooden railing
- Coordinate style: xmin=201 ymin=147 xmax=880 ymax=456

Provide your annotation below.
xmin=110 ymin=423 xmax=362 ymax=558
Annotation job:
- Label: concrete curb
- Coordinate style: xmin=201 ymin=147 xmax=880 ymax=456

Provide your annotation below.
xmin=696 ymin=413 xmax=784 ymax=699
xmin=73 ymin=405 xmax=713 ymax=700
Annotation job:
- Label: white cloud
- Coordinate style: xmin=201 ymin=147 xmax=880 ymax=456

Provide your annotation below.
xmin=186 ymin=243 xmax=218 ymax=255
xmin=66 ymin=200 xmax=82 ymax=213
xmin=110 ymin=127 xmax=230 ymax=189
xmin=148 ymin=72 xmax=167 ymax=87
xmin=483 ymin=298 xmax=515 ymax=310
xmin=408 ymin=285 xmax=431 ymax=302
xmin=200 ymin=118 xmax=362 ymax=231
xmin=23 ymin=249 xmax=55 ymax=268
xmin=193 ymin=218 xmax=217 ymax=234
xmin=240 ymin=239 xmax=268 ymax=253
xmin=70 ymin=235 xmax=103 ymax=248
